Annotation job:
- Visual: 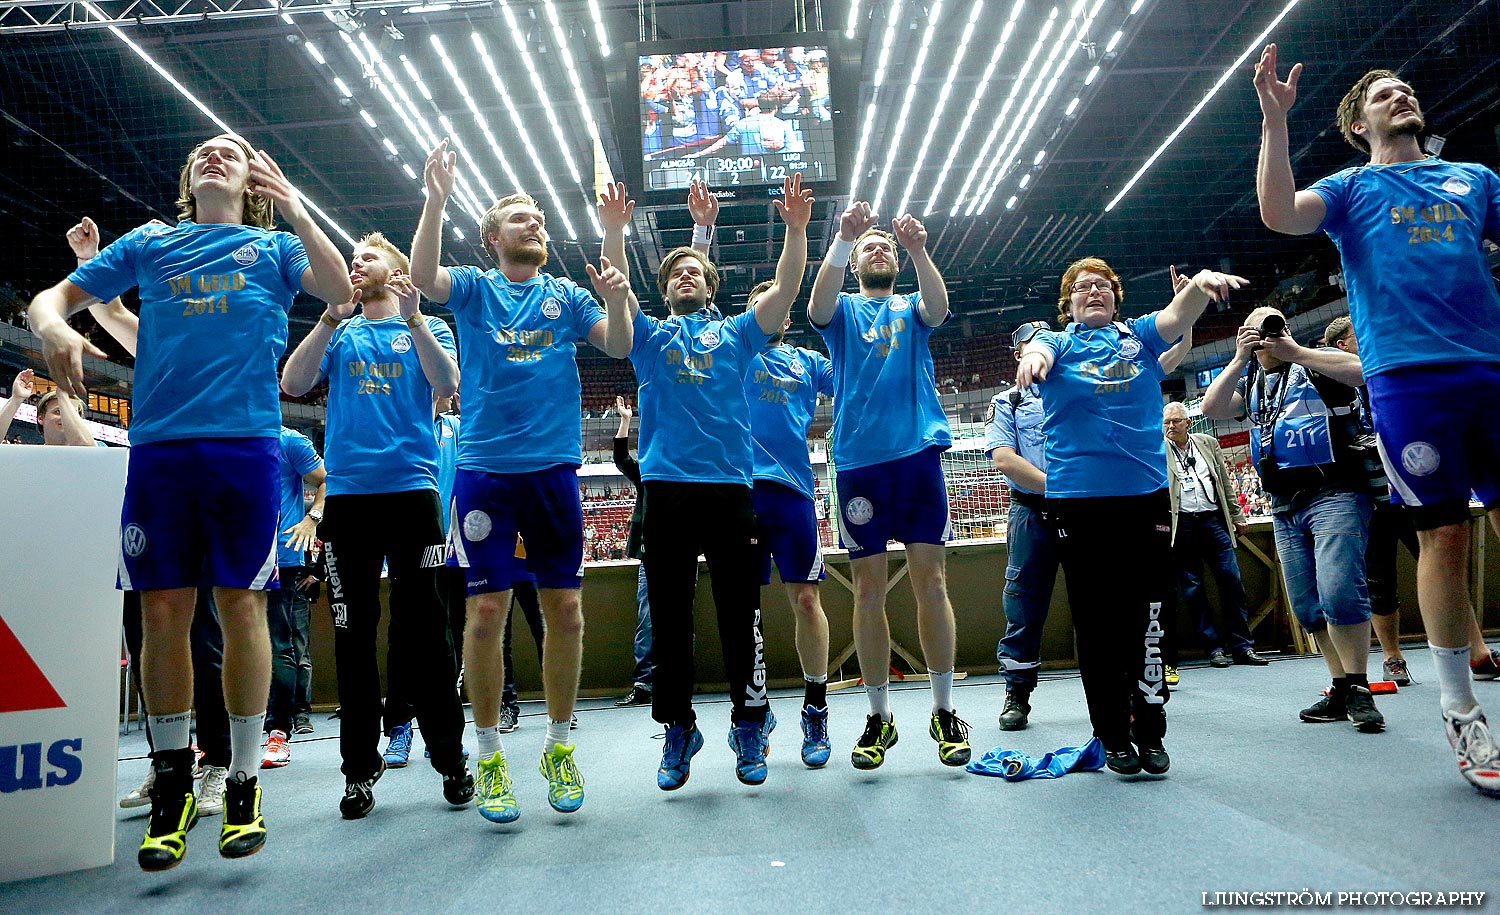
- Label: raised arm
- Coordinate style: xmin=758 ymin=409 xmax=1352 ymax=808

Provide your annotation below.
xmin=1156 ymin=269 xmax=1247 ymax=346
xmin=1200 ymin=328 xmax=1256 ymax=419
xmin=1253 ymin=44 xmax=1327 ymax=236
xmin=388 ymin=275 xmax=459 ymax=398
xmin=1157 ymin=266 xmax=1194 ymax=373
xmin=248 ymin=149 xmax=352 ymax=306
xmin=68 ymin=217 xmax=139 ymax=356
xmin=1260 ymin=333 xmax=1366 ymax=386
xmin=29 ymin=281 xmax=107 ymax=396
xmin=281 ymin=288 xmax=359 ymax=396
xmin=411 ymin=139 xmax=457 ymax=304
xmin=687 ymin=178 xmax=718 ymax=255
xmin=1 ymin=369 xmax=34 ymax=441
xmin=809 ymin=201 xmax=875 ymax=326
xmin=753 ymin=173 xmax=814 ymax=335
xmin=892 ymin=215 xmax=948 ymax=327
xmin=585 ymin=255 xmax=635 ymax=359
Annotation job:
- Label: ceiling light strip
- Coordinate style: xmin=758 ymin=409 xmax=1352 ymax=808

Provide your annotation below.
xmin=870 ymin=0 xmax=945 ymax=214
xmin=894 ymin=0 xmax=983 ymax=217
xmin=1105 ymin=0 xmax=1304 ymax=212
xmin=848 ymin=0 xmax=906 ymax=200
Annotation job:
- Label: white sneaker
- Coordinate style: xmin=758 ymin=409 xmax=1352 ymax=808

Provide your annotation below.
xmin=120 ymin=766 xmax=154 ymax=809
xmin=197 ymin=765 xmax=230 ymax=815
xmin=1443 ymin=705 xmax=1500 ymax=797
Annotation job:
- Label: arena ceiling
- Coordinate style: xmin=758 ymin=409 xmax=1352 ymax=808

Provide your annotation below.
xmin=1 ymin=0 xmax=1496 ymax=344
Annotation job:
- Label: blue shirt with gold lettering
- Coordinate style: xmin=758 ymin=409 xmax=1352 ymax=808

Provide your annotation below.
xmin=630 ymin=306 xmax=771 ymax=485
xmin=1030 ymin=315 xmax=1170 ymax=499
xmin=317 ymin=313 xmax=456 ymax=496
xmin=1308 ymin=158 xmax=1500 ymax=376
xmin=747 ymin=344 xmax=835 ymax=500
xmin=444 ymin=268 xmax=605 ymax=473
xmin=814 ymin=291 xmax=951 ymax=471
xmin=68 ymin=220 xmax=309 ymax=445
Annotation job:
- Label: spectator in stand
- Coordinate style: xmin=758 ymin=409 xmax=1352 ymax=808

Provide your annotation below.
xmin=2 ymin=370 xmax=95 ymax=446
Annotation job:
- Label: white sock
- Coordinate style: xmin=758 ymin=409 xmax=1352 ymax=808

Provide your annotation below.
xmin=148 ymin=712 xmax=192 ymax=753
xmin=866 ymin=682 xmax=891 ymax=720
xmin=476 ymin=724 xmax=504 ymax=760
xmin=545 ymin=719 xmax=571 ymax=752
xmin=1432 ymin=645 xmax=1479 ymax=714
xmin=228 ymin=712 xmax=266 ymax=781
xmin=928 ymin=669 xmax=955 ymax=712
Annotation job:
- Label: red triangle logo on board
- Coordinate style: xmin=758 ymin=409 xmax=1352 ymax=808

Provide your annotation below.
xmin=0 ymin=614 xmax=67 ymax=713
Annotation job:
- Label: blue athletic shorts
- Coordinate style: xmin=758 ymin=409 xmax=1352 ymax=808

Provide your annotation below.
xmin=1368 ymin=362 xmax=1500 ymax=530
xmin=754 ymin=480 xmax=825 ymax=585
xmin=447 ymin=464 xmax=584 ymax=593
xmin=117 ymin=437 xmax=280 ymax=591
xmin=833 ymin=445 xmax=952 ymax=559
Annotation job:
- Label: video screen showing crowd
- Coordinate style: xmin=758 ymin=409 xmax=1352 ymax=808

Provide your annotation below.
xmin=20 ymin=46 xmax=1500 ymax=875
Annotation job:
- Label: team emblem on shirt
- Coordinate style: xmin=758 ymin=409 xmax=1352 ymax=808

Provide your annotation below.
xmin=541 ymin=298 xmax=563 ymax=319
xmin=463 ymin=510 xmax=492 ymax=541
xmin=889 ymin=298 xmax=910 ymax=314
xmin=1118 ymin=338 xmax=1142 ymax=360
xmin=699 ymin=327 xmax=722 ymax=349
xmin=122 ymin=523 xmax=148 ymax=557
xmin=392 ymin=332 xmax=413 ymax=354
xmin=789 ymin=359 xmax=805 ymax=377
xmin=232 ymin=243 xmax=259 ymax=266
xmin=1400 ymin=441 xmax=1441 ymax=477
xmin=845 ymin=497 xmax=874 ymax=526
xmin=1441 ymin=177 xmax=1471 ymax=196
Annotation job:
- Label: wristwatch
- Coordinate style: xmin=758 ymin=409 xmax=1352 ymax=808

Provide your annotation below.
xmin=307 ymin=509 xmax=324 ymax=523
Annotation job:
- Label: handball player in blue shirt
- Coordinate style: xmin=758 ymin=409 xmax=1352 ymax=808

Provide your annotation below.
xmin=30 ymin=134 xmax=353 ymax=869
xmin=281 ymin=232 xmax=472 ymax=819
xmin=410 ymin=139 xmax=633 ymax=824
xmin=808 ymin=200 xmax=970 ymax=771
xmin=1255 ymin=45 xmax=1500 ymax=797
xmin=604 ymin=174 xmax=812 ymax=790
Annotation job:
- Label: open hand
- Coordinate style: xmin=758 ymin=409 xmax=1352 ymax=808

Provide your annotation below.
xmin=772 ymin=173 xmax=814 ymax=230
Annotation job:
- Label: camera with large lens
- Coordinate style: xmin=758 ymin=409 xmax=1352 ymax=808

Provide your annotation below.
xmin=1256 ymin=313 xmax=1286 ymax=339
xmin=1255 ymin=426 xmax=1281 ymax=491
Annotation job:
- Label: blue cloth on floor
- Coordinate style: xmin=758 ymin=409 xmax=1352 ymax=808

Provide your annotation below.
xmin=965 ymin=736 xmax=1106 ymax=780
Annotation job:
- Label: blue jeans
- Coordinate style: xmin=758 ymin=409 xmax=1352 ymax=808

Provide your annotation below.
xmin=630 ymin=563 xmax=654 ymax=688
xmin=266 ymin=566 xmax=312 ymax=733
xmin=997 ymin=499 xmax=1060 ymax=692
xmin=1172 ymin=512 xmax=1254 ymax=653
xmin=1272 ymin=487 xmax=1373 ymax=633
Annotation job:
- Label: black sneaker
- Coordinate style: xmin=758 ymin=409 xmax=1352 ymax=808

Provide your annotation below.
xmin=851 ymin=714 xmax=899 ymax=770
xmin=1300 ymin=689 xmax=1347 ymax=723
xmin=929 ymin=709 xmax=972 ymax=766
xmin=442 ymin=767 xmax=475 ymax=806
xmin=615 ymin=685 xmax=652 ymax=707
xmin=1345 ymin=686 xmax=1386 ymax=733
xmin=1138 ymin=744 xmax=1171 ymax=775
xmin=138 ymin=751 xmax=198 ymax=872
xmin=340 ymin=759 xmax=387 ymax=819
xmin=999 ymin=691 xmax=1031 ymax=731
xmin=1105 ymin=746 xmax=1142 ymax=775
xmin=219 ymin=772 xmax=266 ymax=859
xmin=292 ymin=714 xmax=314 ymax=735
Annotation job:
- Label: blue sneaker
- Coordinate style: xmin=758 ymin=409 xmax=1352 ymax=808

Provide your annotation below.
xmin=801 ymin=706 xmax=831 ymax=768
xmin=539 ymin=743 xmax=585 ymax=813
xmin=657 ymin=724 xmax=703 ymax=791
xmin=475 ymin=751 xmax=520 ymax=823
xmin=728 ymin=711 xmax=774 ymax=786
xmin=382 ymin=721 xmax=413 ymax=769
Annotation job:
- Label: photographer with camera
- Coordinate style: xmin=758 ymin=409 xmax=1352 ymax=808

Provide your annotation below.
xmin=1201 ymin=305 xmax=1385 ymax=734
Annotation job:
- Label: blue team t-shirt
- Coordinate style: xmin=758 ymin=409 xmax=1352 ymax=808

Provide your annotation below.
xmin=983 ymin=385 xmax=1047 ymax=495
xmin=435 ymin=412 xmax=460 ymax=533
xmin=276 ymin=426 xmax=322 ymax=567
xmin=318 ymin=314 xmax=456 ymax=496
xmin=815 ymin=291 xmax=952 ymax=471
xmin=1030 ymin=315 xmax=1171 ymax=499
xmin=630 ymin=306 xmax=771 ymax=486
xmin=68 ymin=220 xmax=309 ymax=445
xmin=1307 ymin=158 xmax=1500 ymax=376
xmin=444 ymin=268 xmax=606 ymax=473
xmin=747 ymin=344 xmax=835 ymax=500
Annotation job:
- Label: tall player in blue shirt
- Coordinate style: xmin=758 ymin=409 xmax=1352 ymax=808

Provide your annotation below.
xmin=808 ymin=200 xmax=970 ymax=771
xmin=281 ymin=232 xmax=473 ymax=819
xmin=604 ymin=174 xmax=812 ymax=790
xmin=1255 ymin=46 xmax=1500 ymax=797
xmin=411 ymin=139 xmax=633 ymax=824
xmin=29 ymin=134 xmax=353 ymax=869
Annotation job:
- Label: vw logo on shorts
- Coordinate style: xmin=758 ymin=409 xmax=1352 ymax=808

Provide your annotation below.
xmin=1442 ymin=177 xmax=1471 ymax=196
xmin=1118 ymin=338 xmax=1142 ymax=360
xmin=699 ymin=327 xmax=722 ymax=349
xmin=391 ymin=332 xmax=413 ymax=354
xmin=463 ymin=510 xmax=492 ymax=541
xmin=845 ymin=497 xmax=874 ymax=526
xmin=541 ymin=298 xmax=563 ymax=319
xmin=123 ymin=524 xmax=148 ymax=557
xmin=1400 ymin=441 xmax=1441 ymax=477
xmin=232 ymin=243 xmax=259 ymax=266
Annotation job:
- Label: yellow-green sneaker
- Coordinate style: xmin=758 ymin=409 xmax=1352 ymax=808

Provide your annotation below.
xmin=539 ymin=743 xmax=585 ymax=813
xmin=138 ymin=787 xmax=198 ymax=872
xmin=851 ymin=714 xmax=899 ymax=770
xmin=929 ymin=709 xmax=972 ymax=766
xmin=218 ymin=773 xmax=266 ymax=858
xmin=475 ymin=751 xmax=520 ymax=823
